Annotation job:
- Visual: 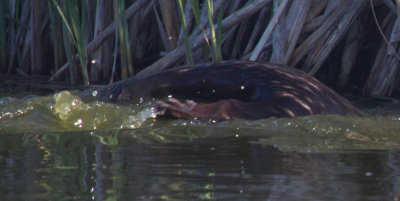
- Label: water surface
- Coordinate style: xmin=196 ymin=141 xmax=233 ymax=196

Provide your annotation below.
xmin=0 ymin=89 xmax=400 ymax=200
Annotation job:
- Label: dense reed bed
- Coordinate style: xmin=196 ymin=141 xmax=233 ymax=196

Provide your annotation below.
xmin=0 ymin=0 xmax=399 ymax=97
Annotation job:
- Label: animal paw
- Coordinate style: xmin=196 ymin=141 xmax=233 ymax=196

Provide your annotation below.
xmin=156 ymin=97 xmax=198 ymax=119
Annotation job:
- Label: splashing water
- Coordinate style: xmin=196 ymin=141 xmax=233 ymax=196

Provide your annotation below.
xmin=0 ymin=91 xmax=160 ymax=133
xmin=0 ymin=90 xmax=400 ymax=152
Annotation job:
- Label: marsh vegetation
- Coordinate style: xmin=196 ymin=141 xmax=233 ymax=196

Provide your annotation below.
xmin=0 ymin=0 xmax=399 ymax=97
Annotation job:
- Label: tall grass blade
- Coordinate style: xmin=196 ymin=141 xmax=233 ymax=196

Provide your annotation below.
xmin=47 ymin=0 xmax=65 ymax=71
xmin=116 ymin=0 xmax=134 ymax=79
xmin=177 ymin=0 xmax=193 ymax=64
xmin=51 ymin=0 xmax=89 ymax=84
xmin=191 ymin=0 xmax=201 ymax=25
xmin=62 ymin=24 xmax=78 ymax=84
xmin=190 ymin=0 xmax=210 ymax=61
xmin=77 ymin=0 xmax=89 ymax=84
xmin=206 ymin=0 xmax=222 ymax=61
xmin=216 ymin=2 xmax=223 ymax=59
xmin=50 ymin=0 xmax=75 ymax=41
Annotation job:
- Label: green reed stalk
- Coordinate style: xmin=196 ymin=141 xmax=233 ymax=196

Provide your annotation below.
xmin=216 ymin=4 xmax=223 ymax=59
xmin=47 ymin=0 xmax=64 ymax=71
xmin=190 ymin=0 xmax=200 ymax=25
xmin=188 ymin=0 xmax=211 ymax=61
xmin=190 ymin=0 xmax=211 ymax=60
xmin=206 ymin=0 xmax=222 ymax=62
xmin=177 ymin=0 xmax=194 ymax=65
xmin=63 ymin=25 xmax=78 ymax=84
xmin=117 ymin=0 xmax=134 ymax=79
xmin=74 ymin=0 xmax=89 ymax=84
xmin=51 ymin=0 xmax=89 ymax=85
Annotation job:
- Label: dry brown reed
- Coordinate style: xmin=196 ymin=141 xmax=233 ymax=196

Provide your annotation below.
xmin=0 ymin=0 xmax=399 ymax=97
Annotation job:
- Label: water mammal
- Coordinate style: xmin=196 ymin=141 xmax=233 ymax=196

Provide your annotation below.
xmin=80 ymin=61 xmax=361 ymax=120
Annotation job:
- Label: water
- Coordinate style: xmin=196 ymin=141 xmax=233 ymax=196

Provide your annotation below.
xmin=0 ymin=88 xmax=400 ymax=200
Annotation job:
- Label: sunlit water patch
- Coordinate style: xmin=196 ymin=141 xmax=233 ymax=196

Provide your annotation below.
xmin=0 ymin=91 xmax=159 ymax=133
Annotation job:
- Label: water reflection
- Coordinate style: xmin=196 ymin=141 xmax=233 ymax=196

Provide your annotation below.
xmin=1 ymin=129 xmax=400 ymax=201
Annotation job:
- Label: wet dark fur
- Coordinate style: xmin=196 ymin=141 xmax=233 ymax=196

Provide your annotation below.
xmin=80 ymin=61 xmax=361 ymax=120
